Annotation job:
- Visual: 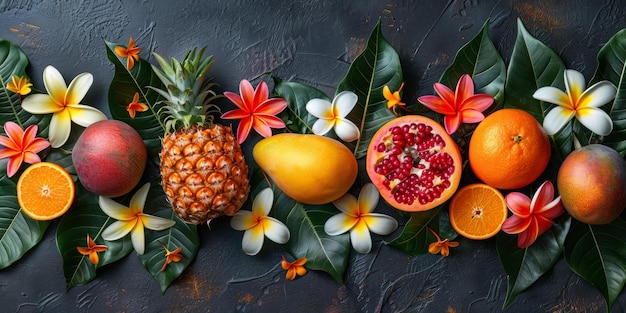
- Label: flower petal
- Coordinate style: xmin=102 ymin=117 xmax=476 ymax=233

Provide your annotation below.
xmin=254 ymin=114 xmax=286 ymax=129
xmin=334 ymin=118 xmax=360 ymax=142
xmin=563 ymin=69 xmax=586 ymax=102
xmin=460 ymin=94 xmax=493 ymax=113
xmin=358 ymin=183 xmax=379 ymax=214
xmin=65 ymin=72 xmax=93 ymax=104
xmin=66 ymin=104 xmax=107 ymax=127
xmin=251 ymin=116 xmax=273 ymax=138
xmin=333 ymin=91 xmax=358 ymax=118
xmin=455 ymin=74 xmax=475 ymax=107
xmin=501 ymin=215 xmax=531 ymax=234
xmin=324 ymin=213 xmax=358 ymax=236
xmin=223 ymin=92 xmax=246 ymax=111
xmin=230 ymin=210 xmax=256 ymax=230
xmin=241 ymin=225 xmax=265 ymax=256
xmin=129 ymin=183 xmax=150 ymax=214
xmin=576 ymin=107 xmax=613 ymax=136
xmin=443 ymin=113 xmax=461 ymax=134
xmin=350 ymin=220 xmax=372 ymax=254
xmin=99 ymin=196 xmax=136 ymax=220
xmin=459 ymin=109 xmax=485 ymax=124
xmin=48 ymin=110 xmax=73 ymax=148
xmin=311 ymin=118 xmax=335 ymax=136
xmin=362 ymin=213 xmax=398 ymax=235
xmin=306 ymin=98 xmax=334 ymax=119
xmin=235 ymin=116 xmax=254 ymax=144
xmin=418 ymin=95 xmax=456 ymax=115
xmin=6 ymin=154 xmax=24 ymax=177
xmin=433 ymin=82 xmax=455 ymax=105
xmin=255 ymin=98 xmax=288 ymax=115
xmin=101 ymin=220 xmax=135 ymax=241
xmin=533 ymin=86 xmax=572 ymax=109
xmin=140 ymin=214 xmax=176 ymax=231
xmin=332 ymin=193 xmax=359 ymax=216
xmin=239 ymin=80 xmax=256 ymax=112
xmin=221 ymin=108 xmax=250 ymax=120
xmin=505 ymin=192 xmax=532 ymax=217
xmin=543 ymin=106 xmax=575 ymax=136
xmin=578 ymin=80 xmax=617 ymax=109
xmin=252 ymin=188 xmax=274 ymax=216
xmin=42 ymin=66 xmax=68 ymax=102
xmin=130 ymin=221 xmax=146 ymax=254
xmin=252 ymin=81 xmax=269 ymax=106
xmin=22 ymin=151 xmax=42 ymax=165
xmin=260 ymin=216 xmax=290 ymax=244
xmin=530 ymin=181 xmax=554 ymax=211
xmin=21 ymin=94 xmax=62 ymax=114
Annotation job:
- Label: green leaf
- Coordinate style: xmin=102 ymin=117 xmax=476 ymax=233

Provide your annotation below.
xmin=386 ymin=208 xmax=440 ymax=255
xmin=273 ymin=78 xmax=330 ymax=134
xmin=590 ymin=29 xmax=626 ymax=156
xmin=0 ymin=39 xmax=37 ymax=128
xmin=439 ymin=19 xmax=506 ymax=108
xmin=56 ymin=183 xmax=133 ymax=290
xmin=337 ymin=20 xmax=401 ymax=159
xmin=0 ymin=176 xmax=49 ymax=269
xmin=104 ymin=39 xmax=166 ymax=163
xmin=251 ymin=166 xmax=350 ymax=284
xmin=137 ymin=182 xmax=199 ymax=294
xmin=496 ymin=216 xmax=571 ymax=307
xmin=505 ymin=19 xmax=570 ymax=162
xmin=564 ymin=218 xmax=626 ymax=312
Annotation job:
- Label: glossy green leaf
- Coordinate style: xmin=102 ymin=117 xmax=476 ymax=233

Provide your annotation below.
xmin=0 ymin=176 xmax=49 ymax=269
xmin=386 ymin=207 xmax=440 ymax=255
xmin=137 ymin=182 xmax=199 ymax=294
xmin=439 ymin=19 xmax=506 ymax=109
xmin=56 ymin=183 xmax=132 ymax=290
xmin=337 ymin=20 xmax=401 ymax=159
xmin=250 ymin=166 xmax=350 ymax=284
xmin=505 ymin=19 xmax=570 ymax=162
xmin=564 ymin=218 xmax=626 ymax=312
xmin=496 ymin=216 xmax=571 ymax=307
xmin=590 ymin=29 xmax=626 ymax=156
xmin=104 ymin=39 xmax=166 ymax=163
xmin=273 ymin=78 xmax=330 ymax=134
xmin=0 ymin=39 xmax=38 ymax=128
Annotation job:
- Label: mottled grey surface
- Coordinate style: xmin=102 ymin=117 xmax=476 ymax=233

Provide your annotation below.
xmin=0 ymin=0 xmax=625 ymax=312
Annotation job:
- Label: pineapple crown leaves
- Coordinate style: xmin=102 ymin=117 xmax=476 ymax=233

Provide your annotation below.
xmin=149 ymin=47 xmax=221 ymax=133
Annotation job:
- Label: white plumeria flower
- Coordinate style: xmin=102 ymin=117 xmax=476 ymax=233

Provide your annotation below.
xmin=305 ymin=91 xmax=361 ymax=142
xmin=324 ymin=183 xmax=398 ymax=254
xmin=533 ymin=69 xmax=616 ymax=136
xmin=230 ymin=188 xmax=290 ymax=256
xmin=99 ymin=183 xmax=176 ymax=255
xmin=21 ymin=65 xmax=107 ymax=148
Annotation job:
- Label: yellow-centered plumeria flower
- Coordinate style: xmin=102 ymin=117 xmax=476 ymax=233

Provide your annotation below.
xmin=230 ymin=188 xmax=290 ymax=256
xmin=281 ymin=255 xmax=307 ymax=280
xmin=533 ymin=69 xmax=616 ymax=136
xmin=6 ymin=75 xmax=33 ymax=96
xmin=21 ymin=65 xmax=107 ymax=148
xmin=324 ymin=183 xmax=398 ymax=254
xmin=76 ymin=234 xmax=108 ymax=265
xmin=383 ymin=83 xmax=408 ymax=115
xmin=99 ymin=183 xmax=176 ymax=255
xmin=305 ymin=91 xmax=361 ymax=142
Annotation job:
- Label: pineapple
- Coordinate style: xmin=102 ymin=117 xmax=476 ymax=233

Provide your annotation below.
xmin=151 ymin=48 xmax=250 ymax=225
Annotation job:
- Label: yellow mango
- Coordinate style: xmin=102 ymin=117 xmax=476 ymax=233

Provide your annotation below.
xmin=253 ymin=134 xmax=358 ymax=204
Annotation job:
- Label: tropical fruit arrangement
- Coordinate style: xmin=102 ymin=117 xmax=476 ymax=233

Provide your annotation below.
xmin=2 ymin=18 xmax=626 ymax=311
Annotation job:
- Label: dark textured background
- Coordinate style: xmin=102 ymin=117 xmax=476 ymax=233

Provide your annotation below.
xmin=1 ymin=1 xmax=625 ymax=312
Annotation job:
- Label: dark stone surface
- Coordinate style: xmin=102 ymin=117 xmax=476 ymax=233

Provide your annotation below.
xmin=0 ymin=1 xmax=625 ymax=312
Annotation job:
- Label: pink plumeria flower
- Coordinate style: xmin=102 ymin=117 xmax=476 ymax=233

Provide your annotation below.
xmin=417 ymin=74 xmax=493 ymax=134
xmin=501 ymin=181 xmax=564 ymax=248
xmin=324 ymin=183 xmax=398 ymax=254
xmin=99 ymin=183 xmax=176 ymax=255
xmin=534 ymin=69 xmax=616 ymax=136
xmin=0 ymin=122 xmax=50 ymax=177
xmin=306 ymin=91 xmax=361 ymax=142
xmin=21 ymin=66 xmax=107 ymax=148
xmin=222 ymin=80 xmax=288 ymax=144
xmin=230 ymin=188 xmax=290 ymax=256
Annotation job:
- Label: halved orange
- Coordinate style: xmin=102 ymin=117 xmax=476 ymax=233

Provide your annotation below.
xmin=449 ymin=183 xmax=507 ymax=240
xmin=17 ymin=162 xmax=75 ymax=221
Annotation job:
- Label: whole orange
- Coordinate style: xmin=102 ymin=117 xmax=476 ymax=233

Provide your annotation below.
xmin=468 ymin=108 xmax=551 ymax=189
xmin=557 ymin=144 xmax=626 ymax=225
